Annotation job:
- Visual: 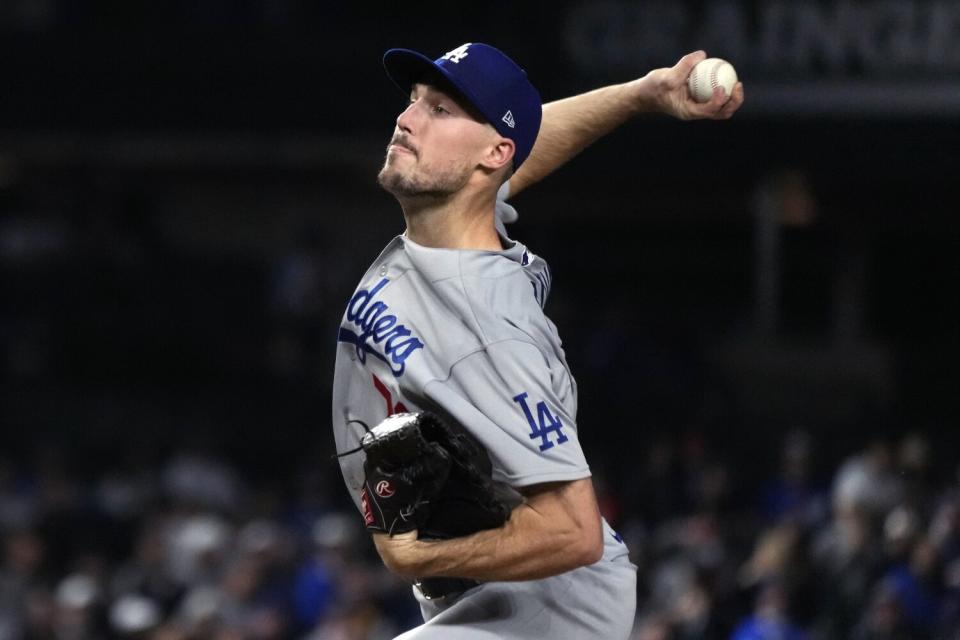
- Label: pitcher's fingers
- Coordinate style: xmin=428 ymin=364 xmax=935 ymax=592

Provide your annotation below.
xmin=689 ymin=85 xmax=729 ymax=118
xmin=718 ymin=82 xmax=745 ymax=119
xmin=676 ymin=50 xmax=707 ymax=79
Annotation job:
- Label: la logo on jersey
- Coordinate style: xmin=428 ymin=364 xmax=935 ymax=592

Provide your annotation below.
xmin=442 ymin=43 xmax=471 ymax=64
xmin=513 ymin=392 xmax=569 ymax=452
xmin=338 ymin=278 xmax=425 ymax=376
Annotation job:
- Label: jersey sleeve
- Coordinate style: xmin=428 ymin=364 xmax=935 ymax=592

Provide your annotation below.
xmin=423 ymin=339 xmax=589 ymax=487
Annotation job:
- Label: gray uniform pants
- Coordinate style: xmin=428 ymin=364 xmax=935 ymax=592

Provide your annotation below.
xmin=394 ymin=558 xmax=637 ymax=639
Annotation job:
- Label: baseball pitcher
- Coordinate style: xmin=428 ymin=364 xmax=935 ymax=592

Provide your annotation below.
xmin=332 ymin=42 xmax=743 ymax=638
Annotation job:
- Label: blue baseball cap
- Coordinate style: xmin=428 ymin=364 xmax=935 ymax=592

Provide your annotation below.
xmin=383 ymin=43 xmax=542 ymax=170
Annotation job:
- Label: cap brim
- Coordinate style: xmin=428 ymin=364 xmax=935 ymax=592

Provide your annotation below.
xmin=383 ymin=49 xmax=440 ymax=95
xmin=383 ymin=48 xmax=491 ymax=125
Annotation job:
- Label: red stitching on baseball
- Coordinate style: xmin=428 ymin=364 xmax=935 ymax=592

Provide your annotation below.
xmin=709 ymin=59 xmax=724 ymax=90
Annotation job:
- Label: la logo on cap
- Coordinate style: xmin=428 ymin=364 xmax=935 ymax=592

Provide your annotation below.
xmin=442 ymin=43 xmax=471 ymax=64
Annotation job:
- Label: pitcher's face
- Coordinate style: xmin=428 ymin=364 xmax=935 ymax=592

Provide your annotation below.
xmin=378 ymin=83 xmax=498 ymax=199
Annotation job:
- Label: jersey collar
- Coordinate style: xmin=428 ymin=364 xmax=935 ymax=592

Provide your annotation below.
xmin=398 ymin=232 xmax=529 ymax=282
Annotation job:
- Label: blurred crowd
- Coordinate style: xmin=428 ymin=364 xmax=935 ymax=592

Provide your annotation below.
xmin=0 ymin=448 xmax=420 ymax=640
xmin=1 ymin=429 xmax=958 ymax=640
xmin=624 ymin=430 xmax=960 ymax=640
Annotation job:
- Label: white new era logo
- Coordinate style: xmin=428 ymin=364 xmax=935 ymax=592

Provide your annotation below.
xmin=502 ymin=110 xmax=515 ymax=128
xmin=442 ymin=43 xmax=471 ymax=64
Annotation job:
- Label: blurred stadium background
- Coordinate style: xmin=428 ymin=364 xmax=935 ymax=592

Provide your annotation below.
xmin=1 ymin=1 xmax=959 ymax=638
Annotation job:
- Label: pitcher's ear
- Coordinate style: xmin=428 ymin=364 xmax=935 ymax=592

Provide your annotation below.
xmin=480 ymin=138 xmax=515 ymax=172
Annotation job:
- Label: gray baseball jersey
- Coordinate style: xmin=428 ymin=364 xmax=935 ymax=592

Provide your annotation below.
xmin=332 ymin=191 xmax=637 ymax=638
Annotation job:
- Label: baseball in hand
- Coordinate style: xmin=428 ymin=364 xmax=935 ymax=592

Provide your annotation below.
xmin=687 ymin=58 xmax=738 ymax=103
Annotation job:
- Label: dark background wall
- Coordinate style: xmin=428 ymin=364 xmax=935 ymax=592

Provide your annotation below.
xmin=2 ymin=0 xmax=956 ymax=476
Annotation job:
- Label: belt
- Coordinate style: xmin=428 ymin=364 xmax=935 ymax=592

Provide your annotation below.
xmin=414 ymin=577 xmax=480 ymax=600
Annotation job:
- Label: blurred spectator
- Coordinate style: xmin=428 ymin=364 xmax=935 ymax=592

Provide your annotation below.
xmin=108 ymin=593 xmax=161 ymax=638
xmin=881 ymin=536 xmax=941 ymax=637
xmin=940 ymin=555 xmax=960 ymax=637
xmin=810 ymin=505 xmax=879 ymax=638
xmin=291 ymin=514 xmax=353 ymax=630
xmin=0 ymin=459 xmax=37 ymax=531
xmin=21 ymin=586 xmax=56 ymax=640
xmin=760 ymin=429 xmax=826 ymax=526
xmin=833 ymin=440 xmax=903 ymax=517
xmin=109 ymin=519 xmax=183 ymax=611
xmin=669 ymin=577 xmax=722 ymax=639
xmin=53 ymin=572 xmax=104 ymax=639
xmin=739 ymin=523 xmax=802 ymax=589
xmin=896 ymin=432 xmax=935 ymax=513
xmin=883 ymin=505 xmax=920 ymax=564
xmin=162 ymin=451 xmax=242 ymax=514
xmin=851 ymin=580 xmax=911 ymax=640
xmin=165 ymin=515 xmax=232 ymax=587
xmin=730 ymin=581 xmax=808 ymax=640
xmin=0 ymin=528 xmax=46 ymax=638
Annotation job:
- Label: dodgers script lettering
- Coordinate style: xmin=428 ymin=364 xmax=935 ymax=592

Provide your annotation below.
xmin=337 ymin=278 xmax=425 ymax=376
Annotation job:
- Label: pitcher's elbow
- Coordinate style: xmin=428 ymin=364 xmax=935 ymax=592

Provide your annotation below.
xmin=582 ymin=536 xmax=604 ymax=565
xmin=573 ymin=524 xmax=604 ymax=567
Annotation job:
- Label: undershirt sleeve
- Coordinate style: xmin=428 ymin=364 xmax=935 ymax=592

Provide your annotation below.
xmin=495 ymin=180 xmax=518 ymax=229
xmin=423 ymin=339 xmax=590 ymax=487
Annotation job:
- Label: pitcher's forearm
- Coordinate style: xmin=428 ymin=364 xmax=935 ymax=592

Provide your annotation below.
xmin=507 ymin=51 xmax=743 ymax=197
xmin=374 ymin=478 xmax=604 ymax=582
xmin=410 ymin=504 xmax=599 ymax=581
xmin=510 ymin=76 xmax=658 ymax=195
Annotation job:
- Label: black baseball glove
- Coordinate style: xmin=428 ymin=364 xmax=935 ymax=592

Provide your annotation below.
xmin=358 ymin=412 xmax=510 ymax=539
